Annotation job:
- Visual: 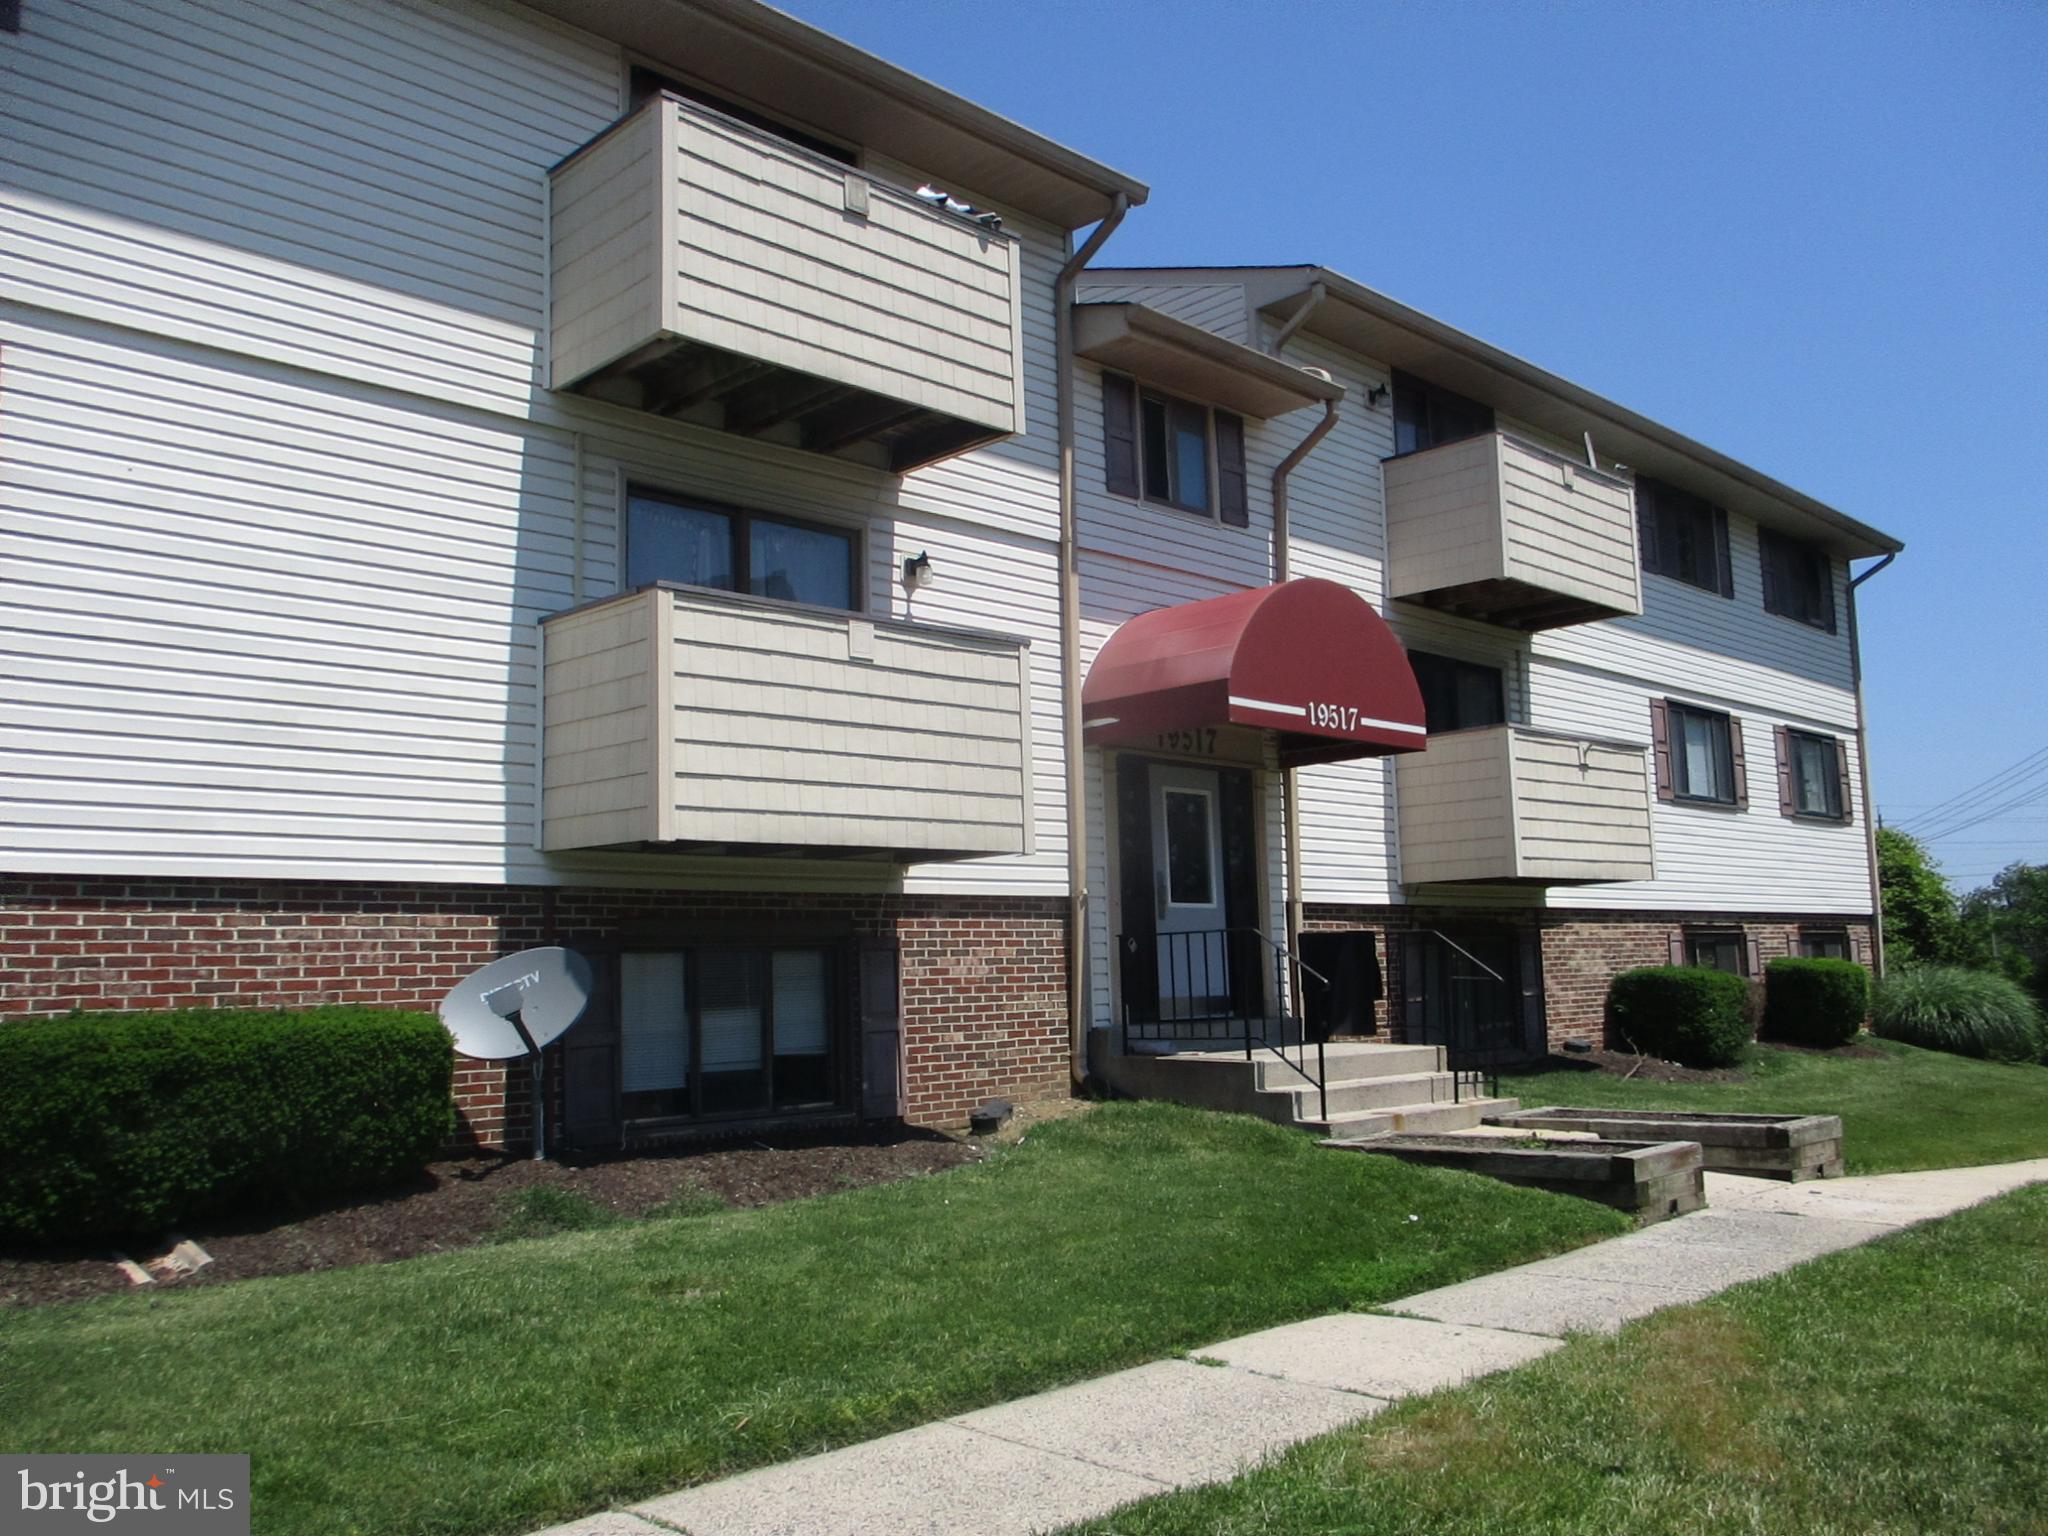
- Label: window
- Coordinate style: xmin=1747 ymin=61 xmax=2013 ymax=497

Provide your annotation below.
xmin=1100 ymin=373 xmax=1248 ymax=525
xmin=618 ymin=945 xmax=838 ymax=1122
xmin=626 ymin=489 xmax=858 ymax=611
xmin=1777 ymin=727 xmax=1850 ymax=823
xmin=1684 ymin=930 xmax=1749 ymax=976
xmin=1391 ymin=371 xmax=1494 ymax=456
xmin=1636 ymin=476 xmax=1732 ymax=596
xmin=628 ymin=66 xmax=857 ymax=165
xmin=1652 ymin=700 xmax=1747 ymax=808
xmin=1800 ymin=930 xmax=1851 ymax=960
xmin=1408 ymin=651 xmax=1507 ymax=734
xmin=1759 ymin=529 xmax=1836 ymax=632
xmin=1162 ymin=788 xmax=1216 ymax=907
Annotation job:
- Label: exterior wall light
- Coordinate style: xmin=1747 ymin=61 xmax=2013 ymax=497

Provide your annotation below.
xmin=1366 ymin=383 xmax=1390 ymax=409
xmin=901 ymin=551 xmax=935 ymax=591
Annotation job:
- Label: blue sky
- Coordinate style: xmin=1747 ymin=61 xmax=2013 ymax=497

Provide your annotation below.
xmin=781 ymin=0 xmax=2047 ymax=892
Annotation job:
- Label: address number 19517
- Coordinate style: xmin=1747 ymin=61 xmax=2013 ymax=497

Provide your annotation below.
xmin=1307 ymin=702 xmax=1361 ymax=731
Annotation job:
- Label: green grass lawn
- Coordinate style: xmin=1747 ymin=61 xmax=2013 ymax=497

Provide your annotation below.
xmin=0 ymin=1102 xmax=1623 ymax=1536
xmin=1066 ymin=1182 xmax=2048 ymax=1536
xmin=1502 ymin=1037 xmax=2048 ymax=1173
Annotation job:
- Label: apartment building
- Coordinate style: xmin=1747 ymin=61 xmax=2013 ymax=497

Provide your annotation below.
xmin=1071 ymin=267 xmax=1898 ymax=1095
xmin=0 ymin=0 xmax=1898 ymax=1148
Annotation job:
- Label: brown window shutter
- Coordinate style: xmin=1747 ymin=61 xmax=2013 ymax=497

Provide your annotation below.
xmin=1215 ymin=410 xmax=1249 ymax=527
xmin=1650 ymin=699 xmax=1675 ymax=802
xmin=1850 ymin=927 xmax=1872 ymax=966
xmin=560 ymin=955 xmax=622 ymax=1153
xmin=1667 ymin=931 xmax=1687 ymax=967
xmin=858 ymin=937 xmax=904 ymax=1119
xmin=1758 ymin=531 xmax=1780 ymax=614
xmin=1713 ymin=507 xmax=1733 ymax=597
xmin=1836 ymin=737 xmax=1854 ymax=824
xmin=1101 ymin=372 xmax=1139 ymax=498
xmin=1774 ymin=725 xmax=1795 ymax=817
xmin=0 ymin=2 xmax=19 ymax=35
xmin=1744 ymin=933 xmax=1763 ymax=978
xmin=1729 ymin=716 xmax=1749 ymax=809
xmin=1820 ymin=554 xmax=1838 ymax=634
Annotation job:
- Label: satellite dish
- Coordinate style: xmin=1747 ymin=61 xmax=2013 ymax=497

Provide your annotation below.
xmin=440 ymin=947 xmax=594 ymax=1160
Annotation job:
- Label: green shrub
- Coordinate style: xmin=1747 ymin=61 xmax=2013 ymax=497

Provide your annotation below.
xmin=1763 ymin=957 xmax=1870 ymax=1048
xmin=1607 ymin=966 xmax=1753 ymax=1068
xmin=1872 ymin=966 xmax=2045 ymax=1064
xmin=0 ymin=1007 xmax=454 ymax=1243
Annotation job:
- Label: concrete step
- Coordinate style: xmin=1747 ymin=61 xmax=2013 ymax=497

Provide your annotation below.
xmin=1277 ymin=1070 xmax=1463 ymax=1119
xmin=1250 ymin=1043 xmax=1444 ymax=1092
xmin=1303 ymin=1097 xmax=1520 ymax=1138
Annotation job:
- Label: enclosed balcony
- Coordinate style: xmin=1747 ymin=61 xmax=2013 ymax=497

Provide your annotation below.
xmin=548 ymin=93 xmax=1026 ymax=472
xmin=1396 ymin=725 xmax=1655 ymax=885
xmin=541 ymin=586 xmax=1033 ymax=861
xmin=1383 ymin=432 xmax=1643 ymax=630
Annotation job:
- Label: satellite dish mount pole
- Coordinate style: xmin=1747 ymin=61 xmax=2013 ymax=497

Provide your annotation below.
xmin=508 ymin=1008 xmax=547 ymax=1162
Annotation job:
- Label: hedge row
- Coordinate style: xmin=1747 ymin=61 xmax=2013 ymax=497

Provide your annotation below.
xmin=0 ymin=1008 xmax=454 ymax=1243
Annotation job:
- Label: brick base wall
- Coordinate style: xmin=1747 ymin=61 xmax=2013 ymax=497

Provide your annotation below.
xmin=0 ymin=876 xmax=1067 ymax=1146
xmin=1303 ymin=903 xmax=1873 ymax=1054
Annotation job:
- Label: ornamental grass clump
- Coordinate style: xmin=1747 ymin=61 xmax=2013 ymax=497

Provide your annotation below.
xmin=1871 ymin=966 xmax=2045 ymax=1065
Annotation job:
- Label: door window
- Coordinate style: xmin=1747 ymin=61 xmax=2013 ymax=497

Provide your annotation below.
xmin=1163 ymin=788 xmax=1217 ymax=907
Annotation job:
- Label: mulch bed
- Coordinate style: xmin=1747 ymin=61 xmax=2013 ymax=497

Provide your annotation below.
xmin=0 ymin=1124 xmax=980 ymax=1312
xmin=1546 ymin=1048 xmax=1753 ymax=1084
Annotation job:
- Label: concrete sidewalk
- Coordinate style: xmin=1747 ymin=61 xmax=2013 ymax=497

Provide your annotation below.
xmin=536 ymin=1157 xmax=2048 ymax=1536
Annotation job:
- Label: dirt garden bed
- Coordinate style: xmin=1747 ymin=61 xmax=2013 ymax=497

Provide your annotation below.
xmin=0 ymin=1122 xmax=985 ymax=1310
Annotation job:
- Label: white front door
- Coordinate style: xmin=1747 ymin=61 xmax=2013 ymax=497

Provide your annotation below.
xmin=1151 ymin=763 xmax=1230 ymax=1017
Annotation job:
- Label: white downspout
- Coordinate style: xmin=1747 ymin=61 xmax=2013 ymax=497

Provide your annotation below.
xmin=1057 ymin=194 xmax=1131 ymax=1083
xmin=1266 ymin=283 xmax=1336 ymax=1007
xmin=1849 ymin=550 xmax=1897 ymax=977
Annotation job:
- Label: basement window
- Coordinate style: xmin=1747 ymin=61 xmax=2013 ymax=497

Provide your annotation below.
xmin=620 ymin=947 xmax=839 ymax=1122
xmin=1684 ymin=930 xmax=1748 ymax=976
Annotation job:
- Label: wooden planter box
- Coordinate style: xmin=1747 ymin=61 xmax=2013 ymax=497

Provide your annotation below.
xmin=1323 ymin=1133 xmax=1705 ymax=1222
xmin=1485 ymin=1107 xmax=1844 ymax=1182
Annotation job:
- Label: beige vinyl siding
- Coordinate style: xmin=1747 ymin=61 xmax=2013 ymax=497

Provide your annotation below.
xmin=546 ymin=104 xmax=666 ymax=390
xmin=540 ymin=596 xmax=658 ymax=850
xmin=542 ymin=588 xmax=1032 ymax=857
xmin=1397 ymin=725 xmax=1653 ymax=886
xmin=548 ymin=97 xmax=1026 ymax=433
xmin=1383 ymin=432 xmax=1641 ymax=617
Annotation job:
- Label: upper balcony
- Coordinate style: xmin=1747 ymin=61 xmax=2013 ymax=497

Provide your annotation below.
xmin=1383 ymin=432 xmax=1643 ymax=630
xmin=547 ymin=94 xmax=1026 ymax=473
xmin=1395 ymin=724 xmax=1655 ymax=886
xmin=540 ymin=586 xmax=1033 ymax=862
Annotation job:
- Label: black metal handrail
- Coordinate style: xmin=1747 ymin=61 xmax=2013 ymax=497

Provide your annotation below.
xmin=1417 ymin=928 xmax=1510 ymax=1103
xmin=1118 ymin=926 xmax=1334 ymax=1123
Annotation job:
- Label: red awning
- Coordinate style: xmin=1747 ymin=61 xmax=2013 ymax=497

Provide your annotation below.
xmin=1082 ymin=578 xmax=1427 ymax=765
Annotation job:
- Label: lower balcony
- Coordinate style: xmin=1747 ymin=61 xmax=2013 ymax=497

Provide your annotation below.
xmin=1396 ymin=724 xmax=1654 ymax=885
xmin=541 ymin=586 xmax=1033 ymax=861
